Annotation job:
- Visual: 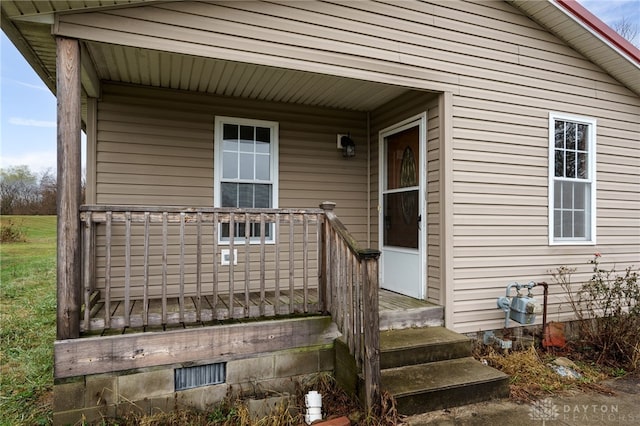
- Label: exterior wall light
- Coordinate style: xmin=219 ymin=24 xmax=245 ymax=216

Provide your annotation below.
xmin=340 ymin=134 xmax=356 ymax=158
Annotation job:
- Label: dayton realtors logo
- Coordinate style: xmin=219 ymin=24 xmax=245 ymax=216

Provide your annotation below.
xmin=529 ymin=399 xmax=634 ymax=424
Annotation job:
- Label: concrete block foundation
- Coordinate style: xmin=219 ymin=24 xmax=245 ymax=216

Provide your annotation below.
xmin=53 ymin=344 xmax=334 ymax=425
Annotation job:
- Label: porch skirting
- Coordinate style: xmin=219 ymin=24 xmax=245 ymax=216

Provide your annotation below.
xmin=53 ymin=316 xmax=337 ymax=425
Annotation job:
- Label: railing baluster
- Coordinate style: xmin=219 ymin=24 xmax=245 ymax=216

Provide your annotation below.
xmin=355 ymin=260 xmax=362 ymax=368
xmin=229 ymin=213 xmax=235 ymax=318
xmin=259 ymin=213 xmax=266 ymax=317
xmin=179 ymin=212 xmax=185 ymax=323
xmin=288 ymin=213 xmax=295 ymax=314
xmin=303 ymin=214 xmax=309 ymax=312
xmin=82 ymin=211 xmax=91 ymax=331
xmin=212 ymin=212 xmax=219 ymax=318
xmin=244 ymin=213 xmax=251 ymax=318
xmin=104 ymin=211 xmax=112 ymax=329
xmin=162 ymin=212 xmax=168 ymax=325
xmin=124 ymin=211 xmax=131 ymax=328
xmin=274 ymin=213 xmax=280 ymax=315
xmin=196 ymin=212 xmax=202 ymax=323
xmin=317 ymin=213 xmax=323 ymax=311
xmin=143 ymin=212 xmax=150 ymax=327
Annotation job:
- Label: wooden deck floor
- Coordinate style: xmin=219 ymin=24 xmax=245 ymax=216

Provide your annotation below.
xmin=84 ymin=289 xmax=320 ymax=334
xmin=82 ymin=288 xmax=443 ymax=335
xmin=379 ymin=289 xmax=444 ymax=330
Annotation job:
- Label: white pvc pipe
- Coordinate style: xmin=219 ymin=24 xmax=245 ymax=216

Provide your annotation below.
xmin=305 ymin=391 xmax=322 ymax=424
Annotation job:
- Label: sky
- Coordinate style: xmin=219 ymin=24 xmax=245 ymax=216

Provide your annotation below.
xmin=1 ymin=0 xmax=639 ymax=176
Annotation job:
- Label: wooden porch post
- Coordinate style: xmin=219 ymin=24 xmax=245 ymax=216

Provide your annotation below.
xmin=56 ymin=36 xmax=82 ymax=340
xmin=360 ymin=248 xmax=381 ymax=414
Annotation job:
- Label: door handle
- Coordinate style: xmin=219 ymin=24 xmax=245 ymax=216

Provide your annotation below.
xmin=417 ymin=214 xmax=422 ymax=230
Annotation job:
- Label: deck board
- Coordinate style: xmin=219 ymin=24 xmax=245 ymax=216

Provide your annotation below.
xmin=82 ymin=288 xmax=443 ymax=334
xmin=83 ymin=289 xmax=321 ymax=333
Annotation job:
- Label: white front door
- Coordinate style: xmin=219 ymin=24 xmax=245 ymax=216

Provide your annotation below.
xmin=379 ymin=115 xmax=426 ymax=299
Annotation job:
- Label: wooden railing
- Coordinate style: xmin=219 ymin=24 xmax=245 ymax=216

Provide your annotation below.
xmin=80 ymin=205 xmax=324 ymax=331
xmin=319 ymin=201 xmax=381 ymax=413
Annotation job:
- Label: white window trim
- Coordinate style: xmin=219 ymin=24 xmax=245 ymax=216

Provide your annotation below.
xmin=548 ymin=112 xmax=597 ymax=246
xmin=214 ymin=116 xmax=279 ymax=244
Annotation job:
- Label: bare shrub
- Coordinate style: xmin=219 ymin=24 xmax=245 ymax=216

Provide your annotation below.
xmin=552 ymin=254 xmax=639 ymax=371
xmin=0 ymin=219 xmax=26 ymax=243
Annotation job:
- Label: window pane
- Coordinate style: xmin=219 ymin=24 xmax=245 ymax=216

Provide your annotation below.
xmin=223 ymin=139 xmax=238 ymax=151
xmin=223 ymin=124 xmax=238 ymax=140
xmin=562 ymin=182 xmax=573 ymax=209
xmin=574 ymin=182 xmax=586 ymax=209
xmin=555 ymin=120 xmax=565 ymax=149
xmin=256 ymin=140 xmax=270 ymax=154
xmin=240 ymin=126 xmax=254 ymax=153
xmin=222 ymin=152 xmax=238 ymax=179
xmin=240 ymin=125 xmax=254 ymax=142
xmin=254 ymin=184 xmax=271 ymax=208
xmin=256 ymin=127 xmax=270 ymax=144
xmin=256 ymin=154 xmax=270 ymax=180
xmin=566 ymin=122 xmax=576 ymax=150
xmin=554 ymin=181 xmax=562 ymax=207
xmin=573 ymin=211 xmax=585 ymax=238
xmin=240 ymin=139 xmax=254 ymax=153
xmin=554 ymin=210 xmax=562 ymax=238
xmin=577 ymin=152 xmax=587 ymax=179
xmin=239 ymin=153 xmax=254 ymax=179
xmin=238 ymin=184 xmax=253 ymax=208
xmin=221 ymin=183 xmax=237 ymax=207
xmin=566 ymin=151 xmax=576 ymax=178
xmin=577 ymin=124 xmax=587 ymax=151
xmin=555 ymin=150 xmax=564 ymax=177
xmin=562 ymin=210 xmax=573 ymax=238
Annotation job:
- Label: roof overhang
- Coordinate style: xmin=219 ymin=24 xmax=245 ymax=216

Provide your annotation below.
xmin=510 ymin=0 xmax=640 ymax=96
xmin=2 ymin=0 xmax=640 ymax=105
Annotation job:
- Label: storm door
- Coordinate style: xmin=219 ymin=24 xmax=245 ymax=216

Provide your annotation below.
xmin=379 ymin=115 xmax=426 ymax=299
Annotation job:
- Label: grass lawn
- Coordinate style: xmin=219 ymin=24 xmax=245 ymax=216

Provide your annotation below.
xmin=1 ymin=216 xmax=57 ymax=425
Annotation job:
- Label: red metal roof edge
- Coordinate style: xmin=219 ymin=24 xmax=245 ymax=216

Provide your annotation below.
xmin=555 ymin=0 xmax=640 ymax=64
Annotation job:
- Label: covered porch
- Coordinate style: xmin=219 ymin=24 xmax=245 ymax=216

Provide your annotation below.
xmin=49 ymin=4 xmax=450 ymax=414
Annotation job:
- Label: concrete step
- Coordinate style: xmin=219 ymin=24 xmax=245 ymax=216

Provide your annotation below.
xmin=380 ymin=326 xmax=472 ymax=369
xmin=381 ymin=357 xmax=510 ymax=415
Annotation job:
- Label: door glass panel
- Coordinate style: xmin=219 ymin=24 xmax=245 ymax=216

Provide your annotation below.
xmin=383 ymin=125 xmax=420 ymax=250
xmin=383 ymin=191 xmax=419 ymax=249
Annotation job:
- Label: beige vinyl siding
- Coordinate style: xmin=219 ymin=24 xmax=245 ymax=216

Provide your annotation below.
xmin=94 ymin=83 xmax=369 ymax=298
xmin=63 ymin=0 xmax=640 ymax=331
xmin=426 ymin=104 xmax=441 ymax=304
xmin=97 ymin=83 xmax=368 ymax=226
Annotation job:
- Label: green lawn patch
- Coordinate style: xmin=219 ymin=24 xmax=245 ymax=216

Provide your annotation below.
xmin=1 ymin=215 xmax=56 ymax=425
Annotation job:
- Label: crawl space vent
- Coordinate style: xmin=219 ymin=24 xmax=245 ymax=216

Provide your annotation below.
xmin=175 ymin=362 xmax=226 ymax=391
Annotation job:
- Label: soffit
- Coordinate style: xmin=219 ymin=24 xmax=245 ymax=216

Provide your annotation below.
xmin=85 ymin=41 xmax=410 ymax=110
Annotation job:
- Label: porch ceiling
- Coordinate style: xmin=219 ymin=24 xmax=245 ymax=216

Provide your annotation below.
xmin=85 ymin=42 xmax=412 ymax=111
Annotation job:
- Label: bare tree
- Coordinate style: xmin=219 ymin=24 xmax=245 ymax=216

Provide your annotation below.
xmin=613 ymin=16 xmax=639 ymax=48
xmin=0 ymin=166 xmax=39 ymax=214
xmin=0 ymin=166 xmax=59 ymax=215
xmin=39 ymin=168 xmax=58 ymax=215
